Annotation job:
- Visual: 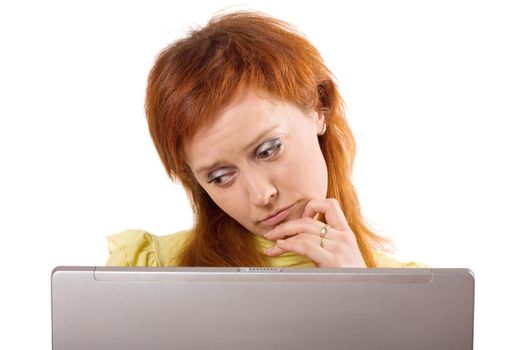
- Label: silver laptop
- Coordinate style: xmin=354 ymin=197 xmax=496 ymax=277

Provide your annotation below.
xmin=51 ymin=267 xmax=474 ymax=350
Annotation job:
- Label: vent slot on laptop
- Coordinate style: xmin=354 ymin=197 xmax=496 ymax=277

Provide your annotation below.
xmin=237 ymin=267 xmax=283 ymax=272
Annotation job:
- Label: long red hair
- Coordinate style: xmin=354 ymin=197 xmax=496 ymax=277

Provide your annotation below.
xmin=145 ymin=11 xmax=387 ymax=267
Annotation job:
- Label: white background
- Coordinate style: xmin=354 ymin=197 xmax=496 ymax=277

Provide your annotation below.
xmin=1 ymin=0 xmax=523 ymax=348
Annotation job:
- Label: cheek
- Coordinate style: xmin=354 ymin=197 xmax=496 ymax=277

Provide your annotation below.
xmin=205 ymin=188 xmax=247 ymax=220
xmin=275 ymin=143 xmax=328 ymax=196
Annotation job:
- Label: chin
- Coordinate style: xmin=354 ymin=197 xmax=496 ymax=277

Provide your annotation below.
xmin=251 ymin=227 xmax=267 ymax=237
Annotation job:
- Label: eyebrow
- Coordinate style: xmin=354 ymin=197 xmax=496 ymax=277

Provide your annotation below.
xmin=195 ymin=125 xmax=280 ymax=175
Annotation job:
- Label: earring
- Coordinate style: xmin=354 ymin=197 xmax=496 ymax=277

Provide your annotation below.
xmin=319 ymin=122 xmax=327 ymax=136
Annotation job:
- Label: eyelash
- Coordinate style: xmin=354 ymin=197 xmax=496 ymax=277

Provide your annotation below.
xmin=207 ymin=138 xmax=284 ymax=185
xmin=207 ymin=171 xmax=234 ymax=185
xmin=256 ymin=138 xmax=283 ymax=160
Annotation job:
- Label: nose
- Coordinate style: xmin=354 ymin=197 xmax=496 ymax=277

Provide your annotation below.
xmin=244 ymin=170 xmax=277 ymax=207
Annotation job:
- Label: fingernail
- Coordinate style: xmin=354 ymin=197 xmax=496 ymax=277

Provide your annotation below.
xmin=264 ymin=229 xmax=274 ymax=238
xmin=264 ymin=247 xmax=274 ymax=255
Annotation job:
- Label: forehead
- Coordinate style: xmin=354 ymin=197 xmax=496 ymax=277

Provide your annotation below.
xmin=208 ymin=89 xmax=282 ymax=133
xmin=184 ymin=90 xmax=294 ymax=166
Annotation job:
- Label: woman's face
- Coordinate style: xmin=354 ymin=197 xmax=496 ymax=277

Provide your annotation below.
xmin=185 ymin=89 xmax=328 ymax=237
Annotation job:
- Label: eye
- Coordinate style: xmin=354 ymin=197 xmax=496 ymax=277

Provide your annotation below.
xmin=256 ymin=138 xmax=283 ymax=160
xmin=207 ymin=168 xmax=236 ymax=186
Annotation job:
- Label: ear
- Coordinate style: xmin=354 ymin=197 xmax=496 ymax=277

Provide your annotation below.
xmin=312 ymin=110 xmax=326 ymax=135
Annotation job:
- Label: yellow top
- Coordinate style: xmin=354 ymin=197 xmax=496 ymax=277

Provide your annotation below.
xmin=106 ymin=229 xmax=428 ymax=268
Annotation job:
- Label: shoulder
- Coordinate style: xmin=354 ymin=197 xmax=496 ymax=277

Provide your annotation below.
xmin=373 ymin=251 xmax=431 ymax=268
xmin=106 ymin=229 xmax=192 ymax=267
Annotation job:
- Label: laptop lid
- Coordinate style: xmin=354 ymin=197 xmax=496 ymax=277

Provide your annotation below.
xmin=51 ymin=267 xmax=474 ymax=350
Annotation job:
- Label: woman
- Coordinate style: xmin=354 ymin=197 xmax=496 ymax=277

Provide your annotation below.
xmin=107 ymin=11 xmax=425 ymax=268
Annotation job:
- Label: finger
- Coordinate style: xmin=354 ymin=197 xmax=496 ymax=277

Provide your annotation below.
xmin=274 ymin=236 xmax=333 ymax=267
xmin=264 ymin=244 xmax=288 ymax=257
xmin=302 ymin=198 xmax=349 ymax=231
xmin=264 ymin=232 xmax=322 ymax=256
xmin=264 ymin=217 xmax=320 ymax=240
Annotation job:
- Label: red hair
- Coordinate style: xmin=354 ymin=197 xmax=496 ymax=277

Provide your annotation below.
xmin=145 ymin=11 xmax=388 ymax=267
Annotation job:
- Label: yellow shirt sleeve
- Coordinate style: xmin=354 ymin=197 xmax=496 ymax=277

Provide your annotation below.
xmin=106 ymin=229 xmax=160 ymax=266
xmin=373 ymin=251 xmax=431 ymax=268
xmin=106 ymin=229 xmax=192 ymax=267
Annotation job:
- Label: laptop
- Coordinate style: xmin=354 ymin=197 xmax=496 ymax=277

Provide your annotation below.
xmin=51 ymin=267 xmax=474 ymax=350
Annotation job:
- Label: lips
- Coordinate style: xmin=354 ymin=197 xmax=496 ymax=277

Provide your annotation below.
xmin=260 ymin=204 xmax=294 ymax=227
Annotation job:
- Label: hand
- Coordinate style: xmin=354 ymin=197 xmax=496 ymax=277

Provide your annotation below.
xmin=264 ymin=198 xmax=366 ymax=267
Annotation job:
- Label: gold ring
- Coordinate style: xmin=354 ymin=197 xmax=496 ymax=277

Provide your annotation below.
xmin=320 ymin=224 xmax=329 ymax=238
xmin=320 ymin=224 xmax=329 ymax=248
